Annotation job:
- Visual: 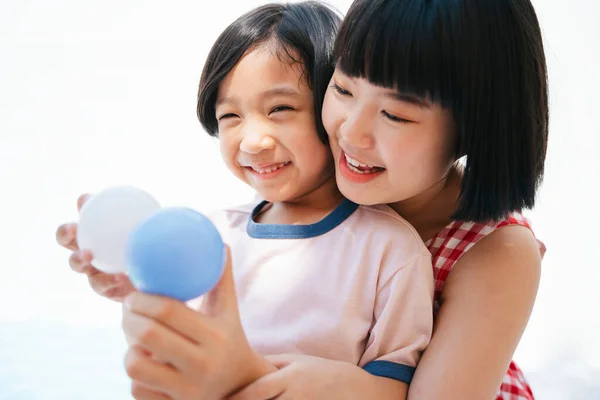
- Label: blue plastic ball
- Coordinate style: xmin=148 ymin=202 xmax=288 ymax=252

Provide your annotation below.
xmin=126 ymin=207 xmax=225 ymax=302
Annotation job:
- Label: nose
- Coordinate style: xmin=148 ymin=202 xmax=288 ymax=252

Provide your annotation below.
xmin=239 ymin=119 xmax=276 ymax=154
xmin=339 ymin=104 xmax=374 ymax=149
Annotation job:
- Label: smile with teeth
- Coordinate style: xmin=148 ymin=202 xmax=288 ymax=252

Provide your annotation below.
xmin=248 ymin=161 xmax=291 ymax=174
xmin=344 ymin=153 xmax=384 ymax=174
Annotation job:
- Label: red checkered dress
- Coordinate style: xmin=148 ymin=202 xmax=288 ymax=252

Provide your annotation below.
xmin=425 ymin=213 xmax=546 ymax=400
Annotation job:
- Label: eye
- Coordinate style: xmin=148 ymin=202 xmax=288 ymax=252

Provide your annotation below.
xmin=269 ymin=105 xmax=294 ymax=114
xmin=331 ymin=83 xmax=351 ymax=96
xmin=217 ymin=113 xmax=239 ymax=121
xmin=382 ymin=110 xmax=412 ymax=124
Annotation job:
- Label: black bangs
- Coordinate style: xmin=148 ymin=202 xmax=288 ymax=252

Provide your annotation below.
xmin=334 ymin=0 xmax=454 ymax=105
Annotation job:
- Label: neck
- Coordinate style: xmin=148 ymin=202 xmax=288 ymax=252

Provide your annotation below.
xmin=259 ymin=173 xmax=345 ymax=225
xmin=389 ymin=165 xmax=462 ymax=241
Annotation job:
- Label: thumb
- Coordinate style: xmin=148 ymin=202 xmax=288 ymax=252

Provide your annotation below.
xmin=201 ymin=245 xmax=239 ymax=317
xmin=77 ymin=193 xmax=92 ymax=213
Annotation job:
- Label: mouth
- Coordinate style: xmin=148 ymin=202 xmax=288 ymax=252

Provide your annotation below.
xmin=339 ymin=152 xmax=385 ymax=183
xmin=243 ymin=161 xmax=291 ymax=177
xmin=343 ymin=153 xmax=385 ymax=174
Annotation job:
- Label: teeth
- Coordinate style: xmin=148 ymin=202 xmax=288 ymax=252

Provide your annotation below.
xmin=251 ymin=162 xmax=289 ymax=174
xmin=347 ymin=163 xmax=368 ymax=174
xmin=344 ymin=153 xmax=374 ymax=169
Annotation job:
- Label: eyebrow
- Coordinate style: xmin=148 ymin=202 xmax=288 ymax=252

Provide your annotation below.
xmin=216 ymin=86 xmax=300 ymax=107
xmin=383 ymin=91 xmax=432 ymax=109
xmin=260 ymin=87 xmax=300 ymax=99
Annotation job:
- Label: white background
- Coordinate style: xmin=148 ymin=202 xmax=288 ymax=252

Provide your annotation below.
xmin=0 ymin=1 xmax=598 ymax=399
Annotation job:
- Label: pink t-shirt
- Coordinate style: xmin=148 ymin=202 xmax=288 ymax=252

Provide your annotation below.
xmin=209 ymin=198 xmax=433 ymax=383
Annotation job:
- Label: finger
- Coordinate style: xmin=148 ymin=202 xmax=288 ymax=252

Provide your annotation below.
xmin=202 ymin=245 xmax=238 ymax=316
xmin=125 ymin=346 xmax=195 ymax=399
xmin=115 ymin=273 xmax=132 ymax=283
xmin=56 ymin=223 xmax=79 ymax=251
xmin=77 ymin=193 xmax=92 ymax=213
xmin=272 ymin=392 xmax=295 ymax=400
xmin=122 ymin=309 xmax=206 ymax=374
xmin=264 ymin=354 xmax=303 ymax=369
xmin=89 ymin=273 xmax=123 ymax=295
xmin=228 ymin=370 xmax=287 ymax=400
xmin=131 ymin=381 xmax=171 ymax=400
xmin=124 ymin=292 xmax=216 ymax=344
xmin=69 ymin=250 xmax=95 ymax=274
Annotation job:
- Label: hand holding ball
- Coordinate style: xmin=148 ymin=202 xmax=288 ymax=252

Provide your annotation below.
xmin=77 ymin=186 xmax=161 ymax=274
xmin=77 ymin=186 xmax=225 ymax=301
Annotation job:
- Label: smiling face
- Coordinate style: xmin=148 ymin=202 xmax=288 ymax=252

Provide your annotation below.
xmin=215 ymin=43 xmax=334 ymax=203
xmin=322 ymin=69 xmax=457 ymax=206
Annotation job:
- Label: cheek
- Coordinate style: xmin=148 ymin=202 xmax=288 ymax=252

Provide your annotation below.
xmin=321 ymin=91 xmax=339 ymax=137
xmin=288 ymin=131 xmax=332 ymax=174
xmin=427 ymin=111 xmax=457 ymax=169
xmin=218 ymin=135 xmax=239 ymax=169
xmin=296 ymin=135 xmax=331 ymax=163
xmin=416 ymin=124 xmax=456 ymax=173
xmin=382 ymin=128 xmax=454 ymax=182
xmin=309 ymin=145 xmax=335 ymax=179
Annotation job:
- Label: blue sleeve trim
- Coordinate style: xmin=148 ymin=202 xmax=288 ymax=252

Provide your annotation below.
xmin=363 ymin=360 xmax=416 ymax=384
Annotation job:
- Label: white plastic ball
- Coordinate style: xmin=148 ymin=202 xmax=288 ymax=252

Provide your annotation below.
xmin=77 ymin=186 xmax=161 ymax=274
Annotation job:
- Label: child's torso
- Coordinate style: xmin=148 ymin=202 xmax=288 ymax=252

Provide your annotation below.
xmin=208 ymin=200 xmax=430 ymax=366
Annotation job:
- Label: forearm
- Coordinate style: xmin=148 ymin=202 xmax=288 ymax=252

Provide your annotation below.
xmin=358 ymin=374 xmax=408 ymax=400
xmin=318 ymin=360 xmax=408 ymax=400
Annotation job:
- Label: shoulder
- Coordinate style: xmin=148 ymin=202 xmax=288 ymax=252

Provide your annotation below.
xmin=353 ymin=205 xmax=432 ymax=288
xmin=429 ymin=212 xmax=546 ymax=281
xmin=355 ymin=204 xmax=430 ymax=257
xmin=206 ymin=202 xmax=257 ymax=231
xmin=443 ymin=223 xmax=542 ymax=302
xmin=459 ymin=223 xmax=542 ymax=273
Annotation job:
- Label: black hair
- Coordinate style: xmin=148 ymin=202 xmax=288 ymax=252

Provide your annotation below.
xmin=197 ymin=1 xmax=341 ymax=144
xmin=335 ymin=0 xmax=549 ymax=222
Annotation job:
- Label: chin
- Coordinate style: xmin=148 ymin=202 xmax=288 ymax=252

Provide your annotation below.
xmin=336 ymin=183 xmax=381 ymax=206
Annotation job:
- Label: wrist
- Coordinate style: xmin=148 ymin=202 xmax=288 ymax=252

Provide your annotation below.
xmin=246 ymin=349 xmax=277 ymax=379
xmin=228 ymin=349 xmax=276 ymax=397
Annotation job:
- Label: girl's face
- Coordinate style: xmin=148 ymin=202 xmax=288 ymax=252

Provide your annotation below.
xmin=322 ymin=68 xmax=456 ymax=206
xmin=215 ymin=44 xmax=334 ymax=203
